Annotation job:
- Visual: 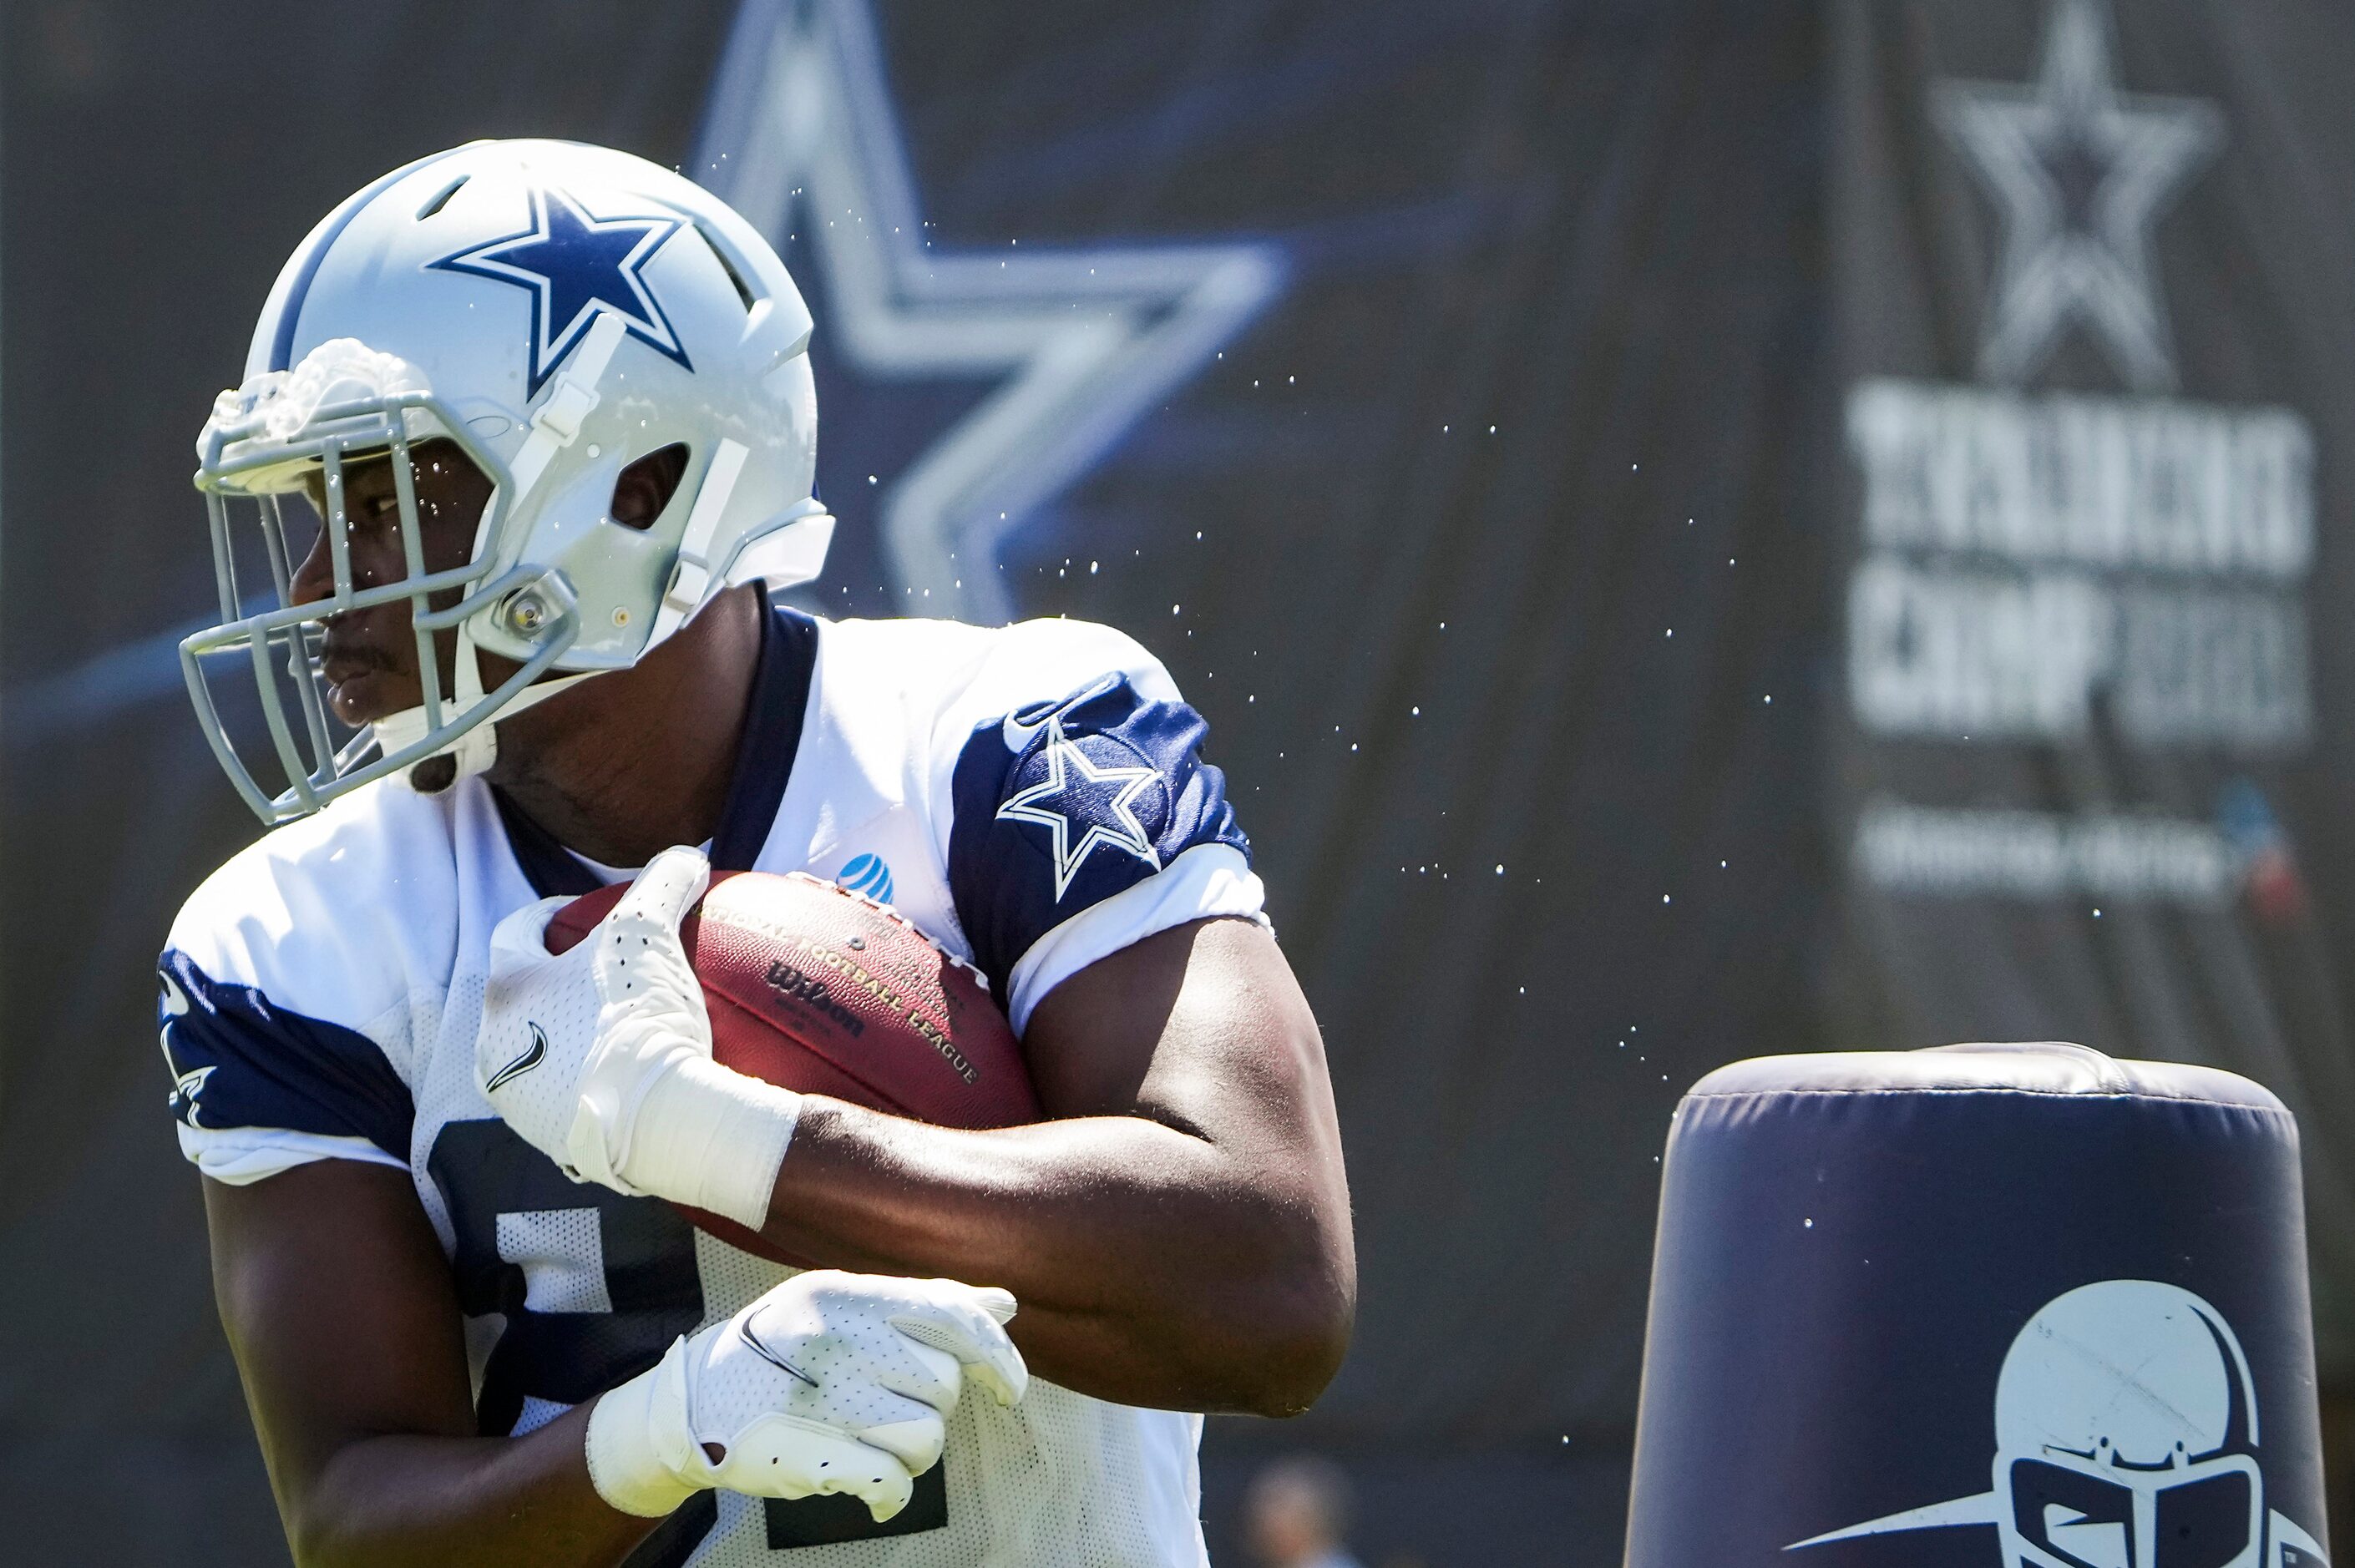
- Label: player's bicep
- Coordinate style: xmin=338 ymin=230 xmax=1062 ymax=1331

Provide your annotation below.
xmin=204 ymin=1161 xmax=476 ymax=1500
xmin=1023 ymin=917 xmax=1336 ymax=1166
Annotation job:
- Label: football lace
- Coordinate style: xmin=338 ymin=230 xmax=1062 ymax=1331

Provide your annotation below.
xmin=780 ymin=870 xmax=995 ymax=995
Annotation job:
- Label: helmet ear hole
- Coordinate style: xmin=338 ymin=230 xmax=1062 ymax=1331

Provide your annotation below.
xmin=612 ymin=443 xmax=691 ymax=530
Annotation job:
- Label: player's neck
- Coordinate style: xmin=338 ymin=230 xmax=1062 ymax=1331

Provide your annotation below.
xmin=483 ymin=585 xmax=766 ymax=869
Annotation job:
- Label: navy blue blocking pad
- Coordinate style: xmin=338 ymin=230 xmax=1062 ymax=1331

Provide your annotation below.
xmin=157 ymin=948 xmax=414 ymax=1159
xmin=947 ymin=672 xmax=1249 ymax=1000
xmin=1623 ymin=1051 xmax=2329 ymax=1567
xmin=492 ymin=595 xmax=819 ymax=899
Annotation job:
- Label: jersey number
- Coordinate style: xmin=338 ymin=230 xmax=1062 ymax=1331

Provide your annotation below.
xmin=428 ymin=1119 xmax=947 ymax=1556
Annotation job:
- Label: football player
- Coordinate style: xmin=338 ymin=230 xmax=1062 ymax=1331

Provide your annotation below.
xmin=159 ymin=139 xmax=1353 ymax=1567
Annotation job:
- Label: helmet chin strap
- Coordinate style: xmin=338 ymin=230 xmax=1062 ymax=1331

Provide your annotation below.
xmin=372 ymin=625 xmax=595 ymax=796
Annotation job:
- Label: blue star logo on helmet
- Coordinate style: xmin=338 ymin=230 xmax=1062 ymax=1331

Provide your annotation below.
xmin=430 ymin=185 xmax=692 ymax=396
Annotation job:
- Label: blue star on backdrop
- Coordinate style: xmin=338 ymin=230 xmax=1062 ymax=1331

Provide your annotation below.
xmin=3 ymin=0 xmax=1300 ymax=736
xmin=432 ymin=185 xmax=692 ymax=396
xmin=691 ymin=0 xmax=1286 ymax=623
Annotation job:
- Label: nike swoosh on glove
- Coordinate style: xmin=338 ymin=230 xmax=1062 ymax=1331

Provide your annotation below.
xmin=585 ymin=1269 xmax=1029 ymax=1520
xmin=476 ymin=844 xmax=801 ymax=1227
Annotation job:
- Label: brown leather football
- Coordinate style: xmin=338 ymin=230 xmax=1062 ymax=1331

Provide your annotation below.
xmin=545 ymin=869 xmax=1040 ymax=1261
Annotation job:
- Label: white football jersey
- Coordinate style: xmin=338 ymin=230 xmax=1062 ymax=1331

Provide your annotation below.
xmin=158 ymin=607 xmax=1266 ymax=1568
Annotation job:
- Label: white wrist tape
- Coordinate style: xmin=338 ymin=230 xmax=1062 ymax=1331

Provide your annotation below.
xmin=622 ymin=1056 xmax=803 ymax=1230
xmin=585 ymin=1339 xmax=702 ymax=1518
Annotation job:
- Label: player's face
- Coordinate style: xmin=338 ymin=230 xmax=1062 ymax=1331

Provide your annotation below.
xmin=289 ymin=441 xmax=504 ymax=726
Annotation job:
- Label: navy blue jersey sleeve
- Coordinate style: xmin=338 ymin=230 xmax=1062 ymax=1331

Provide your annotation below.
xmin=159 ymin=948 xmax=413 ymax=1164
xmin=947 ymin=671 xmax=1252 ymax=1004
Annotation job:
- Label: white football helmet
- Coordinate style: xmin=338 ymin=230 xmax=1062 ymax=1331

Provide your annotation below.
xmin=183 ymin=139 xmax=830 ymax=823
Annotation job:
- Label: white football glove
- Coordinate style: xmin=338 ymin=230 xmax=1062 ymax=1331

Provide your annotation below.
xmin=477 ymin=844 xmax=801 ymax=1227
xmin=585 ymin=1269 xmax=1029 ymax=1520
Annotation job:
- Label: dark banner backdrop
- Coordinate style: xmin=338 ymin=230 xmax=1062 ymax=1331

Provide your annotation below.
xmin=2 ymin=1 xmax=2347 ymax=1564
xmin=1827 ymin=0 xmax=2355 ymax=1389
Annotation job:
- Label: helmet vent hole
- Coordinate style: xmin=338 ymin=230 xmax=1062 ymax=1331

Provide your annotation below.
xmin=414 ymin=174 xmax=471 ymax=221
xmin=611 ymin=443 xmax=691 ymax=531
xmin=700 ymin=226 xmax=760 ymax=314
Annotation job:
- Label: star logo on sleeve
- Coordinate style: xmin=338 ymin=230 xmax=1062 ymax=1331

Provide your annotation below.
xmin=158 ymin=972 xmax=216 ymax=1127
xmin=995 ymin=717 xmax=1165 ymax=902
xmin=166 ymin=1062 xmax=217 ymax=1128
xmin=430 ymin=185 xmax=691 ymax=395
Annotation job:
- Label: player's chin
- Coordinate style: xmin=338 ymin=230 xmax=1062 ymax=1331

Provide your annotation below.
xmin=325 ymin=668 xmax=422 ymax=727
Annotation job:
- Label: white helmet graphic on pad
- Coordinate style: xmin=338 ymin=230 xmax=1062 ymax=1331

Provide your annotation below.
xmin=182 ymin=139 xmax=832 ymax=824
xmin=1789 ymin=1281 xmax=2328 ymax=1568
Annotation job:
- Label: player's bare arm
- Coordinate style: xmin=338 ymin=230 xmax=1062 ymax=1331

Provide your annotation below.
xmin=205 ymin=1161 xmax=659 ymax=1568
xmin=759 ymin=916 xmax=1355 ymax=1416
